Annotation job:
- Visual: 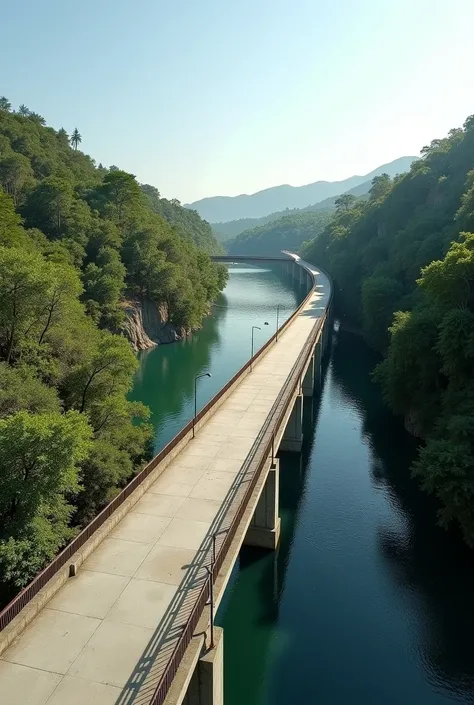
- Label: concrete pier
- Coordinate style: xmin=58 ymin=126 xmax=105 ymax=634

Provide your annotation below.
xmin=314 ymin=339 xmax=322 ymax=386
xmin=302 ymin=354 xmax=315 ymax=397
xmin=244 ymin=460 xmax=280 ymax=550
xmin=280 ymin=394 xmax=303 ymax=452
xmin=183 ymin=628 xmax=224 ymax=705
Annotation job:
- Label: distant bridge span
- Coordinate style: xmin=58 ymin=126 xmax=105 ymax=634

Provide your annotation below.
xmin=211 ymin=254 xmax=294 ymax=262
xmin=0 ymin=253 xmax=332 ymax=705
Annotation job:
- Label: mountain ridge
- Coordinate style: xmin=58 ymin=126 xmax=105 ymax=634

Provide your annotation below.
xmin=186 ymin=156 xmax=418 ymax=223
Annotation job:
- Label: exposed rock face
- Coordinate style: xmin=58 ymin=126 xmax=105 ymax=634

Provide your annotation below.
xmin=404 ymin=408 xmax=425 ymax=438
xmin=121 ymin=298 xmax=187 ymax=351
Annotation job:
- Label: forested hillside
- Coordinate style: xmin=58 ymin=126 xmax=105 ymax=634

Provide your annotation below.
xmin=227 ymin=210 xmax=332 ymax=256
xmin=302 ymin=115 xmax=474 ymax=546
xmin=141 ymin=184 xmax=223 ymax=254
xmin=213 ymin=167 xmax=417 ymax=244
xmin=0 ymin=99 xmax=227 ymax=591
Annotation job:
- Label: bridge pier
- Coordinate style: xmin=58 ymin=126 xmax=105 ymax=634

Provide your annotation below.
xmin=322 ymin=308 xmax=332 ymax=355
xmin=244 ymin=460 xmax=281 ymax=550
xmin=183 ymin=628 xmax=224 ymax=705
xmin=280 ymin=394 xmax=303 ymax=452
xmin=302 ymin=354 xmax=315 ymax=397
xmin=314 ymin=339 xmax=322 ymax=385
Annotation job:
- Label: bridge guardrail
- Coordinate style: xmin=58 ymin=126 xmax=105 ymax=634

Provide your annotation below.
xmin=149 ymin=258 xmax=333 ymax=704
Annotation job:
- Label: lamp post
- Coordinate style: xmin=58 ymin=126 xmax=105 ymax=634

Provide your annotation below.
xmin=251 ymin=326 xmax=260 ymax=371
xmin=276 ymin=304 xmax=281 ymax=341
xmin=250 ymin=323 xmax=269 ymax=371
xmin=194 ymin=372 xmax=211 ymax=438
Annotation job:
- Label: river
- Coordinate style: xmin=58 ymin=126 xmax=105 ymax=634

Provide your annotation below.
xmin=131 ymin=265 xmax=474 ymax=705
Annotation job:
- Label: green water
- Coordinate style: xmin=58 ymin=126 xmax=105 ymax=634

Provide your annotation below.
xmin=130 ymin=264 xmax=304 ymax=452
xmin=132 ymin=266 xmax=474 ymax=704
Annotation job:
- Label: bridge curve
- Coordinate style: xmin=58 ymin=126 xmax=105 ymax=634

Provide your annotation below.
xmin=0 ymin=254 xmax=332 ymax=705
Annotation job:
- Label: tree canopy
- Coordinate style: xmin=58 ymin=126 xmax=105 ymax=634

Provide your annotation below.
xmin=227 ymin=210 xmax=332 ymax=257
xmin=302 ymin=116 xmax=474 ymax=546
xmin=0 ymin=99 xmax=227 ymax=590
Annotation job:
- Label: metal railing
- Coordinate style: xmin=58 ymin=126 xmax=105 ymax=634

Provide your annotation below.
xmin=0 ymin=257 xmax=330 ymax=704
xmin=148 ymin=262 xmax=332 ymax=704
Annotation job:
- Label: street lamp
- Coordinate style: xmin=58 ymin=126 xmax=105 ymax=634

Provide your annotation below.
xmin=276 ymin=304 xmax=281 ymax=341
xmin=250 ymin=323 xmax=269 ymax=371
xmin=194 ymin=372 xmax=211 ymax=438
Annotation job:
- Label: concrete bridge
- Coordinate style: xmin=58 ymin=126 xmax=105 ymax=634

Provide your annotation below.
xmin=0 ymin=254 xmax=332 ymax=705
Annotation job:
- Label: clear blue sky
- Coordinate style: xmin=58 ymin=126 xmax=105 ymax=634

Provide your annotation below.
xmin=2 ymin=0 xmax=473 ymax=202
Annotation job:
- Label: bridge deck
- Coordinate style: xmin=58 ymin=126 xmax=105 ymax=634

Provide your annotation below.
xmin=0 ymin=260 xmax=331 ymax=705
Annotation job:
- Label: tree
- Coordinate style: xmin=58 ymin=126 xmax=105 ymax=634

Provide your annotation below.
xmin=0 ymin=410 xmax=91 ymax=525
xmin=374 ymin=307 xmax=442 ymax=432
xmin=0 ymin=247 xmax=50 ymax=363
xmin=335 ymin=194 xmax=356 ymax=212
xmin=0 ymin=97 xmax=11 ymax=112
xmin=21 ymin=176 xmax=75 ymax=237
xmin=100 ymin=170 xmax=142 ymax=223
xmin=63 ymin=330 xmax=138 ymax=419
xmin=0 ymin=189 xmax=29 ymax=248
xmin=28 ymin=112 xmax=46 ymax=125
xmin=70 ymin=128 xmax=82 ymax=150
xmin=57 ymin=128 xmax=69 ymax=147
xmin=0 ymin=245 xmax=83 ymax=366
xmin=0 ymin=153 xmax=34 ymax=205
xmin=0 ymin=410 xmax=91 ymax=586
xmin=369 ymin=174 xmax=392 ymax=202
xmin=18 ymin=105 xmax=30 ymax=117
xmin=0 ymin=363 xmax=60 ymax=418
xmin=361 ymin=275 xmax=404 ymax=351
xmin=82 ymin=247 xmax=126 ymax=327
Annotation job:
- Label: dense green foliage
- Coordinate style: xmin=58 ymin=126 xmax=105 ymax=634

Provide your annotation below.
xmin=0 ymin=99 xmax=227 ymax=589
xmin=227 ymin=210 xmax=332 ymax=256
xmin=212 ymin=211 xmax=298 ymax=241
xmin=302 ymin=116 xmax=474 ymax=545
xmin=211 ymin=177 xmax=397 ymax=243
xmin=142 ymin=184 xmax=223 ymax=254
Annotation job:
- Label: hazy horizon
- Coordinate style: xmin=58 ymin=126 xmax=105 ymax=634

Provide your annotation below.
xmin=184 ymin=155 xmax=419 ymax=204
xmin=2 ymin=0 xmax=473 ymax=202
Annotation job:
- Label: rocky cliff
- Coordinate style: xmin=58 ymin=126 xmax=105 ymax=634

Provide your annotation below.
xmin=121 ymin=298 xmax=188 ymax=351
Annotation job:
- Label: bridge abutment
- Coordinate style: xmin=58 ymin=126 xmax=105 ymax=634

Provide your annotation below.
xmin=280 ymin=394 xmax=303 ymax=452
xmin=183 ymin=628 xmax=224 ymax=705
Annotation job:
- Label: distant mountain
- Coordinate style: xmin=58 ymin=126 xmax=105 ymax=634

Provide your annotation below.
xmin=186 ymin=157 xmax=418 ymax=223
xmin=213 ymin=176 xmax=386 ymax=241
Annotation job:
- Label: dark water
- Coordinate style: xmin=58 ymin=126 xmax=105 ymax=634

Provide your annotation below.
xmin=216 ymin=330 xmax=474 ymax=705
xmin=131 ymin=266 xmax=474 ymax=705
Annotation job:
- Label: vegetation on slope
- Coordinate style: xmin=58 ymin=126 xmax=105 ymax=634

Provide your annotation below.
xmin=212 ymin=181 xmax=373 ymax=242
xmin=141 ymin=184 xmax=223 ymax=254
xmin=0 ymin=98 xmax=227 ymax=590
xmin=227 ymin=209 xmax=332 ymax=257
xmin=302 ymin=115 xmax=474 ymax=546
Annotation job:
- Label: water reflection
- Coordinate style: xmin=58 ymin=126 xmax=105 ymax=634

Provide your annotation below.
xmin=331 ymin=329 xmax=474 ymax=704
xmin=219 ymin=326 xmax=474 ymax=705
